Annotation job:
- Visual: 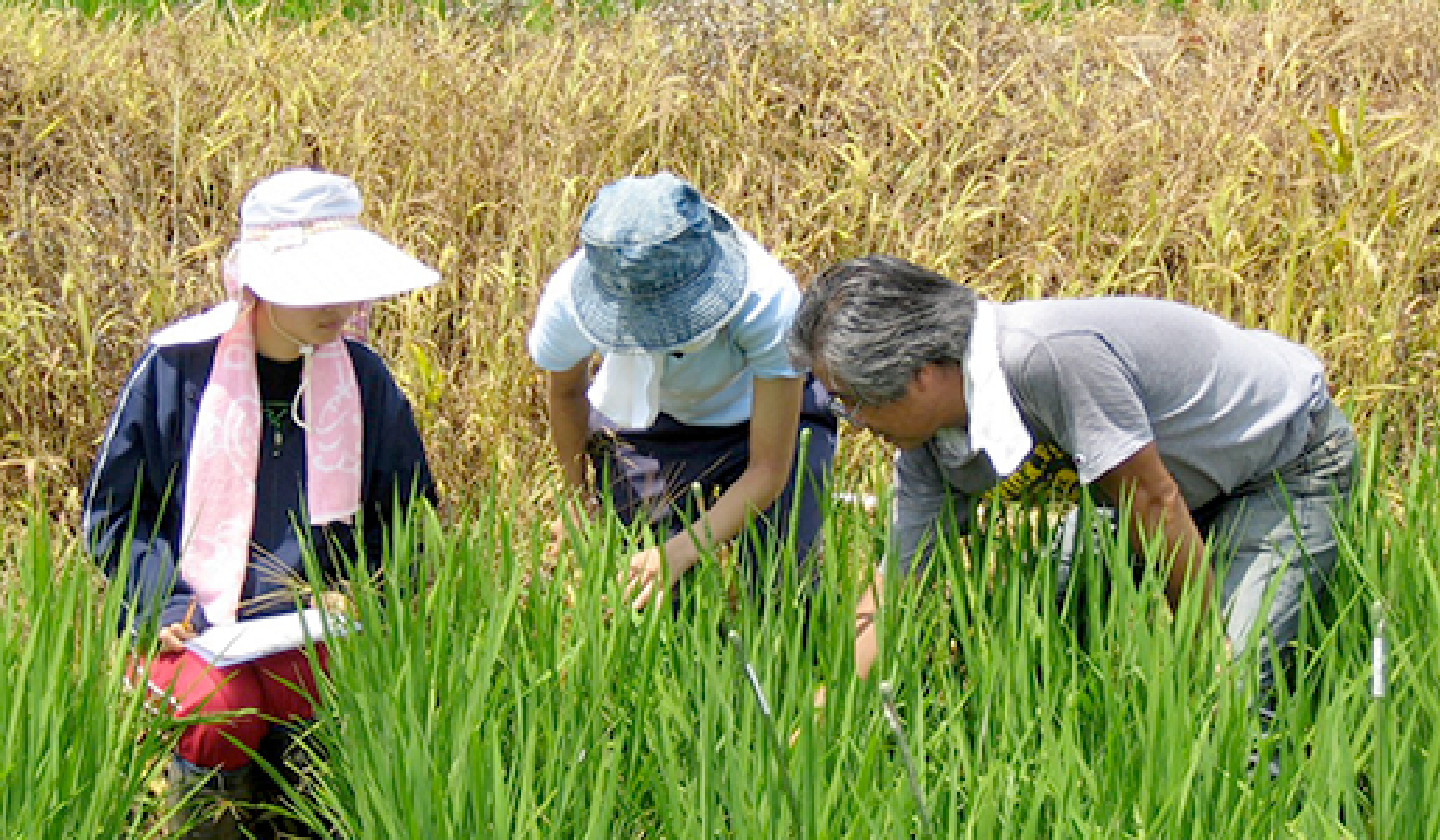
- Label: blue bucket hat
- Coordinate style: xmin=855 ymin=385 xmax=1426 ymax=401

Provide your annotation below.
xmin=570 ymin=173 xmax=747 ymax=352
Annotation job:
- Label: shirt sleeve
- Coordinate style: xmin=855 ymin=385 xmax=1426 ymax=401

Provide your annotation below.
xmin=82 ymin=346 xmax=194 ymax=637
xmin=351 ymin=343 xmax=438 ymax=577
xmin=527 ymin=254 xmax=598 ymax=373
xmin=1013 ymin=334 xmax=1154 ymax=485
xmin=727 ymin=239 xmax=803 ymax=380
xmin=889 ymin=446 xmax=975 ymax=577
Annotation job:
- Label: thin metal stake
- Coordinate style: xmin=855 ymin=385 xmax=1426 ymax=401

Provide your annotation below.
xmin=880 ymin=680 xmax=933 ymax=835
xmin=726 ymin=628 xmax=802 ymax=827
xmin=1372 ymin=599 xmax=1388 ymax=839
xmin=1371 ymin=600 xmax=1388 ymax=699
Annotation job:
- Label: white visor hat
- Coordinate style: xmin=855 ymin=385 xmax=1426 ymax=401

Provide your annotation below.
xmin=231 ymin=168 xmax=438 ymax=306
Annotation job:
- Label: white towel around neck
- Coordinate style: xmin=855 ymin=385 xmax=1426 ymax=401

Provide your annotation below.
xmin=588 ymin=352 xmax=664 ymax=429
xmin=587 ymin=322 xmax=732 ymax=430
xmin=932 ymin=300 xmax=1033 ymax=476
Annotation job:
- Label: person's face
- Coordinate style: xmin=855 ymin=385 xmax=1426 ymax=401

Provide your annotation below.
xmin=254 ymin=300 xmax=358 ymax=360
xmin=818 ymin=362 xmax=966 ymax=451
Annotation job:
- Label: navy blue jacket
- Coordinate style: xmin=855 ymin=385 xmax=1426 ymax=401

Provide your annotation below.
xmin=83 ymin=337 xmax=436 ymax=638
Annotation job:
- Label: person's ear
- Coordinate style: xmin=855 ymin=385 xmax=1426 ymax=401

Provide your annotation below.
xmin=912 ymin=362 xmax=941 ymax=395
xmin=912 ymin=361 xmax=964 ymax=404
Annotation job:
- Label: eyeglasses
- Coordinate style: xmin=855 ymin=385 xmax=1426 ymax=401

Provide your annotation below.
xmin=826 ymin=391 xmax=864 ymax=421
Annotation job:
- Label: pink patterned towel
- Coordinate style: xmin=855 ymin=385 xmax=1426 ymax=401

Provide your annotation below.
xmin=180 ymin=304 xmax=362 ymax=625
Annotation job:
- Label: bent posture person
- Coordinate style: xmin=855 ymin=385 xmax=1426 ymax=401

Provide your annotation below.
xmin=789 ymin=255 xmax=1356 ymax=693
xmin=84 ymin=169 xmax=438 ymax=838
xmin=529 ymin=173 xmax=836 ymax=611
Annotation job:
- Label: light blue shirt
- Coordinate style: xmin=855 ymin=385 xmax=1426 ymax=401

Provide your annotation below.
xmin=528 ymin=232 xmax=803 ymax=427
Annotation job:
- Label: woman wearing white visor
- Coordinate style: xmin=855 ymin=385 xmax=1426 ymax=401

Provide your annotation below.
xmin=83 ymin=168 xmax=438 ymax=838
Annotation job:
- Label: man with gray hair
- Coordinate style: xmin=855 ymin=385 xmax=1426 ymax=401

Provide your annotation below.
xmin=789 ymin=255 xmax=1356 ymax=693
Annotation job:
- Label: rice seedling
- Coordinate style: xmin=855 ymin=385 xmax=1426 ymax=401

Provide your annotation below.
xmin=6 ymin=429 xmax=1439 ymax=836
xmin=0 ymin=498 xmax=181 ymax=838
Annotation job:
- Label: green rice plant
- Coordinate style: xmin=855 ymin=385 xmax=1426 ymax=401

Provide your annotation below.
xmin=208 ymin=442 xmax=1431 ymax=837
xmin=302 ymin=494 xmax=630 ymax=836
xmin=0 ymin=498 xmax=180 ymax=839
xmin=305 ymin=487 xmax=853 ymax=836
xmin=5 ymin=0 xmax=1440 ymax=832
xmin=6 ymin=437 xmax=1440 ymax=836
xmin=1351 ymin=428 xmax=1440 ymax=840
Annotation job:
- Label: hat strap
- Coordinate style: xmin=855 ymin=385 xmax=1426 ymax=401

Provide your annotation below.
xmin=291 ymin=348 xmax=313 ymax=431
xmin=239 ymin=215 xmax=361 ymax=247
xmin=263 ymin=303 xmax=317 ymax=430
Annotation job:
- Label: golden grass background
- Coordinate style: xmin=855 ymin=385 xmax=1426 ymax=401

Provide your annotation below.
xmin=3 ymin=0 xmax=1438 ymax=532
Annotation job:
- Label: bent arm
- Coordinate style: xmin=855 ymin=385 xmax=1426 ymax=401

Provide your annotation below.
xmin=660 ymin=375 xmax=803 ymax=574
xmin=546 ymin=362 xmax=595 ymax=493
xmin=360 ymin=353 xmax=438 ymax=576
xmin=82 ymin=350 xmax=190 ymax=636
xmin=1093 ymin=442 xmax=1214 ymax=616
xmin=857 ymin=448 xmax=972 ymax=678
xmin=854 ymin=570 xmax=883 ymax=680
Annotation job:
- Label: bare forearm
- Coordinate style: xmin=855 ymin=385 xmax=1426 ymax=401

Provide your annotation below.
xmin=1130 ymin=492 xmax=1214 ymax=616
xmin=659 ymin=376 xmax=801 ymax=572
xmin=546 ymin=383 xmax=592 ymax=491
xmin=660 ymin=462 xmax=789 ymax=573
xmin=854 ymin=575 xmax=881 ymax=680
xmin=1158 ymin=508 xmax=1213 ymax=616
xmin=1097 ymin=443 xmax=1215 ymax=619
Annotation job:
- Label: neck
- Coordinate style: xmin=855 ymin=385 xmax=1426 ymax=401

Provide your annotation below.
xmin=928 ymin=361 xmax=971 ymax=429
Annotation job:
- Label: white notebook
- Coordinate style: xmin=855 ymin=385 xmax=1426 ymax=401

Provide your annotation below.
xmin=186 ymin=607 xmax=358 ymax=667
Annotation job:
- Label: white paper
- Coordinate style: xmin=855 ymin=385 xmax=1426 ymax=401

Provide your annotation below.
xmin=185 ymin=607 xmax=358 ymax=667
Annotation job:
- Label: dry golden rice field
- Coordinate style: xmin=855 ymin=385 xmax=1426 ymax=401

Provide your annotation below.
xmin=2 ymin=0 xmax=1438 ymax=533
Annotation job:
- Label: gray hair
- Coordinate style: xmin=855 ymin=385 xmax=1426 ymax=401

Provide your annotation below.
xmin=788 ymin=255 xmax=979 ymax=405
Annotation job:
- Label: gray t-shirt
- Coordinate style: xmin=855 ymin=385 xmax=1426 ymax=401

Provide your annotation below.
xmin=892 ymin=297 xmax=1327 ymax=574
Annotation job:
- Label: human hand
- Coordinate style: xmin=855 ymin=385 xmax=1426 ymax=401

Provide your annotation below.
xmin=547 ymin=498 xmax=595 ymax=560
xmin=157 ymin=598 xmax=200 ymax=654
xmin=621 ymin=546 xmax=681 ymax=611
xmin=157 ymin=621 xmax=197 ymax=654
xmin=546 ymin=515 xmax=570 ymax=560
xmin=314 ymin=590 xmax=353 ymax=618
xmin=788 ymin=684 xmax=828 ymax=748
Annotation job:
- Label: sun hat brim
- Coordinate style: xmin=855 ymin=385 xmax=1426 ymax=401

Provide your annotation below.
xmin=236 ymin=227 xmax=439 ymax=307
xmin=570 ymin=205 xmax=747 ymax=353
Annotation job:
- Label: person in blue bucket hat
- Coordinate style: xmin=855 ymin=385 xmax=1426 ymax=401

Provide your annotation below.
xmin=528 ymin=172 xmax=837 ymax=611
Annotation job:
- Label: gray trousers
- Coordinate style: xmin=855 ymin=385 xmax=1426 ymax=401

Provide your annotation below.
xmin=1057 ymin=399 xmax=1357 ymax=690
xmin=1207 ymin=399 xmax=1357 ymax=689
